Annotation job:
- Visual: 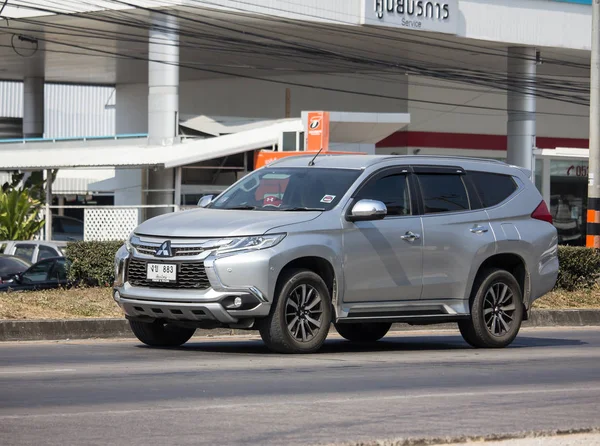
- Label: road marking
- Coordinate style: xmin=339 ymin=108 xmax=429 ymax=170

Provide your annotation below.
xmin=1 ymin=385 xmax=600 ymax=420
xmin=0 ymin=368 xmax=75 ymax=375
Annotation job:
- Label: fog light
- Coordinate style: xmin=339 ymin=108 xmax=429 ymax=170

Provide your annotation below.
xmin=114 ymin=291 xmax=120 ymax=301
xmin=233 ymin=297 xmax=243 ymax=308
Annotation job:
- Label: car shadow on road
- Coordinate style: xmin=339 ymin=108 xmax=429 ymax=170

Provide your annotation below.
xmin=141 ymin=333 xmax=586 ymax=355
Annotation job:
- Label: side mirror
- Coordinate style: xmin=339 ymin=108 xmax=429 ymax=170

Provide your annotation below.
xmin=197 ymin=195 xmax=214 ymax=208
xmin=347 ymin=199 xmax=387 ymax=222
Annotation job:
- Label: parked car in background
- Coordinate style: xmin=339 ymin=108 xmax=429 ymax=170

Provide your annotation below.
xmin=0 ymin=254 xmax=31 ymax=284
xmin=0 ymin=257 xmax=72 ymax=292
xmin=0 ymin=241 xmax=67 ymax=264
xmin=52 ymin=216 xmax=84 ymax=241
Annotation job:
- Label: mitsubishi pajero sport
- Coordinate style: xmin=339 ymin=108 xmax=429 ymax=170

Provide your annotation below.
xmin=113 ymin=155 xmax=559 ymax=353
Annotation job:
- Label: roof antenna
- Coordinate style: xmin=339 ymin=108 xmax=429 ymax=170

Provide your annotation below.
xmin=308 ymin=148 xmax=323 ymax=166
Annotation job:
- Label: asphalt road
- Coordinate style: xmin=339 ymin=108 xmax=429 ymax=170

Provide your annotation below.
xmin=1 ymin=327 xmax=600 ymax=446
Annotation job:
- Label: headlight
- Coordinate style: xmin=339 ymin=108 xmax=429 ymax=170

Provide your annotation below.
xmin=213 ymin=234 xmax=286 ymax=256
xmin=125 ymin=232 xmax=134 ymax=253
xmin=114 ymin=244 xmax=129 ymax=287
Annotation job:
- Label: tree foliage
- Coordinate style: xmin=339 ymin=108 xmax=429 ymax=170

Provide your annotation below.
xmin=0 ymin=188 xmax=46 ymax=240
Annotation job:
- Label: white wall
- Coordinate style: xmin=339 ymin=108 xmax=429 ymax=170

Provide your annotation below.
xmin=116 ymin=73 xmax=409 ymax=134
xmin=0 ymin=81 xmax=116 ymax=138
xmin=407 ymin=75 xmax=589 ymax=139
xmin=459 ymin=0 xmax=591 ymax=50
xmin=116 ymin=73 xmax=588 ymax=140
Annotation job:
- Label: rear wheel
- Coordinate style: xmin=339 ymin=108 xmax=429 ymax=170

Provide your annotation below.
xmin=459 ymin=268 xmax=523 ymax=348
xmin=258 ymin=269 xmax=331 ymax=354
xmin=129 ymin=320 xmax=195 ymax=347
xmin=334 ymin=322 xmax=392 ymax=342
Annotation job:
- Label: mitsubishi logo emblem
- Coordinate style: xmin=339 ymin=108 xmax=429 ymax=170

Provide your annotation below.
xmin=155 ymin=240 xmax=173 ymax=257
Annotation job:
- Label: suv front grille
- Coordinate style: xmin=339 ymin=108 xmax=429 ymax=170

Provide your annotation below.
xmin=127 ymin=259 xmax=211 ymax=289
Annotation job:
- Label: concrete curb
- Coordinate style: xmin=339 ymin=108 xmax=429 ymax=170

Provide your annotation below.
xmin=1 ymin=309 xmax=599 ymax=342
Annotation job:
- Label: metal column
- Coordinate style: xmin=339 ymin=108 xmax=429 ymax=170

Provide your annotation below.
xmin=147 ymin=13 xmax=179 ymax=219
xmin=44 ymin=169 xmax=52 ymax=241
xmin=506 ymin=47 xmax=537 ymax=172
xmin=23 ymin=77 xmax=44 ymax=138
xmin=587 ymin=0 xmax=600 ymax=248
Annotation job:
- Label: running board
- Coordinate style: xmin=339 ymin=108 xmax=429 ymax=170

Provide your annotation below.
xmin=337 ymin=314 xmax=469 ymax=325
xmin=338 ymin=302 xmax=470 ymax=325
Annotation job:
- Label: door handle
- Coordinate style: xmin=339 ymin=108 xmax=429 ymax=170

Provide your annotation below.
xmin=401 ymin=231 xmax=420 ymax=241
xmin=470 ymin=225 xmax=488 ymax=234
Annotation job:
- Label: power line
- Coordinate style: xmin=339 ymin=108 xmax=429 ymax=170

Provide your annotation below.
xmin=1 ymin=0 xmax=593 ymax=115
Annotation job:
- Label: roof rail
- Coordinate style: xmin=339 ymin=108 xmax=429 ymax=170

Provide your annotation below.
xmin=385 ymin=154 xmax=507 ymax=164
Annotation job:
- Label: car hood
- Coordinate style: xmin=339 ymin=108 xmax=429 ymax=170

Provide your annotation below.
xmin=134 ymin=208 xmax=321 ymax=238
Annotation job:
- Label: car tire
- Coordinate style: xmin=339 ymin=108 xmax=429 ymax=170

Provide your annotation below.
xmin=258 ymin=269 xmax=332 ymax=354
xmin=334 ymin=322 xmax=392 ymax=342
xmin=129 ymin=320 xmax=195 ymax=347
xmin=458 ymin=268 xmax=524 ymax=349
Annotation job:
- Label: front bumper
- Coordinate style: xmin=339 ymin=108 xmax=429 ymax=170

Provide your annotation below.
xmin=114 ymin=286 xmax=271 ymax=325
xmin=113 ymin=241 xmax=276 ymax=325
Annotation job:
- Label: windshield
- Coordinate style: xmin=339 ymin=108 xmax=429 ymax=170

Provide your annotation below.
xmin=210 ymin=167 xmax=361 ymax=211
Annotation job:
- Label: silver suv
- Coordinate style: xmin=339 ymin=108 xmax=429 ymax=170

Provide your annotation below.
xmin=113 ymin=155 xmax=559 ymax=353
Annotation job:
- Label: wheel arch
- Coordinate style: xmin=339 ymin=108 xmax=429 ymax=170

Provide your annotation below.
xmin=469 ymin=253 xmax=530 ymax=319
xmin=275 ymin=256 xmax=337 ymax=318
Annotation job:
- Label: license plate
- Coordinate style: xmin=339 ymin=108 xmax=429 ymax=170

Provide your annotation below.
xmin=147 ymin=263 xmax=177 ymax=283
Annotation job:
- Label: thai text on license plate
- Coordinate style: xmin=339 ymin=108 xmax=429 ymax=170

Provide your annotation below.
xmin=147 ymin=263 xmax=177 ymax=282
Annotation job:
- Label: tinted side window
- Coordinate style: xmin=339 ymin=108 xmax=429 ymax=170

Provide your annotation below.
xmin=417 ymin=174 xmax=470 ymax=214
xmin=14 ymin=244 xmax=35 ymax=262
xmin=469 ymin=171 xmax=517 ymax=208
xmin=356 ymin=173 xmax=411 ymax=216
xmin=50 ymin=259 xmax=69 ymax=282
xmin=38 ymin=245 xmax=59 ymax=261
xmin=22 ymin=260 xmax=54 ymax=283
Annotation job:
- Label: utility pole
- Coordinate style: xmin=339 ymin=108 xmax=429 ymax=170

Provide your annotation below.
xmin=588 ymin=0 xmax=600 ymax=248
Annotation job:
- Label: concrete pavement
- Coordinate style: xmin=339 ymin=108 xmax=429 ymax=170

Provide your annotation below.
xmin=0 ymin=327 xmax=599 ymax=445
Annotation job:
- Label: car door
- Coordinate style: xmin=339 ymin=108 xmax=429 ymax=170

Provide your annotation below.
xmin=342 ymin=167 xmax=423 ymax=303
xmin=414 ymin=166 xmax=496 ymax=301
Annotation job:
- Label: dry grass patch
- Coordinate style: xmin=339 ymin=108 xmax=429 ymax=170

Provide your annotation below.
xmin=533 ymin=287 xmax=600 ymax=309
xmin=0 ymin=287 xmax=122 ymax=320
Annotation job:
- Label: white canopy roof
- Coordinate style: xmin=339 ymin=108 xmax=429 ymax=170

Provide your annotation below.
xmin=0 ymin=112 xmax=410 ymax=171
xmin=0 ymin=119 xmax=303 ymax=170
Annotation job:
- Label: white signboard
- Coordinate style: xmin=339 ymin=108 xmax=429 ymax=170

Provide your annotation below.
xmin=361 ymin=0 xmax=459 ymax=35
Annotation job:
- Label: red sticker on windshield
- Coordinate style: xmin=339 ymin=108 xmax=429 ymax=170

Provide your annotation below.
xmin=320 ymin=195 xmax=336 ymax=203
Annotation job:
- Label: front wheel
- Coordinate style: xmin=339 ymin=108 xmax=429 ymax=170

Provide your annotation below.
xmin=458 ymin=268 xmax=524 ymax=348
xmin=258 ymin=269 xmax=332 ymax=354
xmin=129 ymin=320 xmax=195 ymax=347
xmin=334 ymin=322 xmax=391 ymax=342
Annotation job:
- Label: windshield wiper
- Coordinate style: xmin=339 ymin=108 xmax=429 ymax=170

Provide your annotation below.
xmin=281 ymin=207 xmax=325 ymax=212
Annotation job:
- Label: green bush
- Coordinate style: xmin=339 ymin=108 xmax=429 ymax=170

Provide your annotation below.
xmin=65 ymin=240 xmax=124 ymax=287
xmin=556 ymin=245 xmax=600 ymax=291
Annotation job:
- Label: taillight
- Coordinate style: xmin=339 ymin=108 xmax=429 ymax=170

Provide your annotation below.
xmin=531 ymin=200 xmax=553 ymax=224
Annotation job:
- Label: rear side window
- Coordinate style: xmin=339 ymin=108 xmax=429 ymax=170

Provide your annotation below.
xmin=469 ymin=171 xmax=517 ymax=208
xmin=416 ymin=174 xmax=470 ymax=214
xmin=38 ymin=245 xmax=59 ymax=261
xmin=14 ymin=244 xmax=35 ymax=262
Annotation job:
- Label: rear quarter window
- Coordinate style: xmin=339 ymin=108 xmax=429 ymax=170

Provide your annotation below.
xmin=469 ymin=171 xmax=518 ymax=208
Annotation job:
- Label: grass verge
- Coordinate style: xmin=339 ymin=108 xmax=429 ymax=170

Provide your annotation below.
xmin=0 ymin=287 xmax=122 ymax=320
xmin=0 ymin=287 xmax=599 ymax=320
